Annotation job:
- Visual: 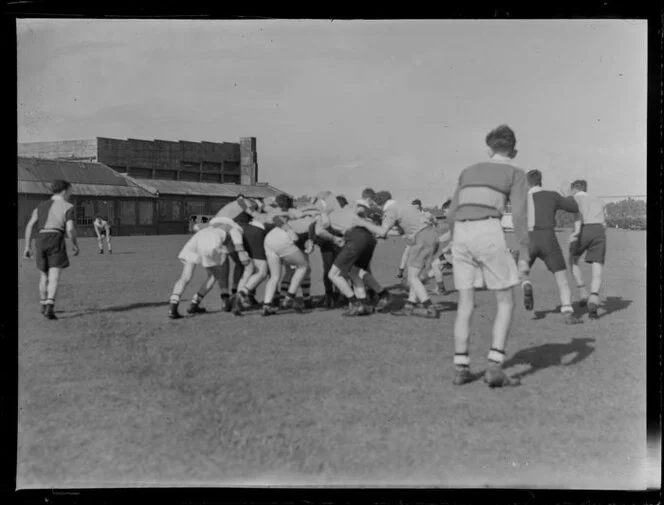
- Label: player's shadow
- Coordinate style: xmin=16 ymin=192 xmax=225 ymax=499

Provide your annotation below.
xmin=533 ymin=306 xmax=563 ymax=320
xmin=502 ymin=337 xmax=596 ymax=380
xmin=580 ymin=296 xmax=632 ymax=319
xmin=61 ymin=301 xmax=169 ymax=318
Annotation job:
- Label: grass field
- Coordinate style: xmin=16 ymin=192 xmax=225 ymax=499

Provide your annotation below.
xmin=17 ymin=229 xmax=651 ymax=489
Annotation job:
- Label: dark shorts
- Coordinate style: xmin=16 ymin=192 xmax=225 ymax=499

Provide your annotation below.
xmin=295 ymin=233 xmax=309 ymax=251
xmin=241 ymin=224 xmax=267 ymax=261
xmin=570 ymin=224 xmax=607 ymax=264
xmin=98 ymin=229 xmax=107 ymax=238
xmin=333 ymin=227 xmax=376 ymax=275
xmin=528 ymin=229 xmax=566 ymax=273
xmin=35 ymin=232 xmax=69 ymax=273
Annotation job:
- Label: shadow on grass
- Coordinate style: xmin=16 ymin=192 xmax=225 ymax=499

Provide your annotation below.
xmin=503 ymin=337 xmax=596 ymax=380
xmin=60 ymin=301 xmax=170 ymax=318
xmin=533 ymin=306 xmax=562 ymax=320
xmin=572 ymin=296 xmax=633 ymax=319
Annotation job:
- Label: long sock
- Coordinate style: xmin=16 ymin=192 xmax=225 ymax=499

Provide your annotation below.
xmin=578 ymin=283 xmax=589 ymax=299
xmin=589 ymin=292 xmax=600 ymax=304
xmin=191 ymin=292 xmax=204 ymax=306
xmin=301 ymin=278 xmax=311 ymax=301
xmin=169 ymin=293 xmax=181 ymax=306
xmin=422 ymin=299 xmax=432 ymax=308
xmin=487 ymin=348 xmax=505 ymax=367
xmin=454 ymin=353 xmax=470 ymax=369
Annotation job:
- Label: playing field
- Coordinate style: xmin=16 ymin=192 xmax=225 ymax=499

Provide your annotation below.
xmin=17 ymin=229 xmax=650 ymax=489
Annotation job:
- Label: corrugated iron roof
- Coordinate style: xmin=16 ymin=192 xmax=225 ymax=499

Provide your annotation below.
xmin=17 ymin=181 xmax=156 ymax=198
xmin=17 ymin=157 xmax=156 ymax=198
xmin=133 ymin=178 xmax=289 ymax=199
xmin=18 ymin=157 xmax=133 ymax=186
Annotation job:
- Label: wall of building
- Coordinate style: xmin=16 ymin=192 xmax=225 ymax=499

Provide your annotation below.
xmin=240 ymin=137 xmax=258 ymax=185
xmin=17 ymin=140 xmax=99 ymax=161
xmin=96 ymin=137 xmax=253 ymax=184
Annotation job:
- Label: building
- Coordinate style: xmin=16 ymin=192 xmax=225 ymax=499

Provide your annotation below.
xmin=17 ymin=136 xmax=289 ymax=236
xmin=17 ymin=157 xmax=158 ymax=237
xmin=18 ymin=136 xmax=258 ymax=185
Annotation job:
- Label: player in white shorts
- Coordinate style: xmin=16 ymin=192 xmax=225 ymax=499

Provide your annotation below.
xmin=167 ymin=222 xmax=250 ymax=319
xmin=93 ymin=215 xmax=112 ymax=254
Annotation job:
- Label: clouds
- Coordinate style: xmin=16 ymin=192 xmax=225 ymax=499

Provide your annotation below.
xmin=17 ymin=19 xmax=647 ymax=204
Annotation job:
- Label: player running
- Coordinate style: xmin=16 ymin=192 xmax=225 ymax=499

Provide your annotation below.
xmin=521 ymin=169 xmax=583 ymax=324
xmin=168 ymin=221 xmax=250 ymax=319
xmin=93 ymin=215 xmax=112 ymax=254
xmin=22 ymin=180 xmax=80 ymax=320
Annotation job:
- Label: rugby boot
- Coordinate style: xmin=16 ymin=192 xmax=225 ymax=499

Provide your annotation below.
xmin=354 ymin=301 xmax=373 ymax=316
xmin=392 ymin=301 xmax=416 ymax=316
xmin=484 ymin=365 xmax=521 ymax=388
xmin=578 ymin=298 xmax=588 ymax=308
xmin=342 ymin=301 xmax=361 ymax=317
xmin=375 ymin=292 xmax=394 ymax=313
xmin=231 ymin=295 xmax=244 ymax=316
xmin=168 ymin=304 xmax=182 ymax=320
xmin=44 ymin=305 xmax=58 ymax=320
xmin=40 ymin=303 xmax=47 ymax=315
xmin=522 ymin=281 xmax=534 ymax=311
xmin=281 ymin=294 xmax=295 ymax=310
xmin=453 ymin=367 xmax=473 ymax=386
xmin=221 ymin=295 xmax=233 ymax=312
xmin=238 ymin=290 xmax=252 ymax=309
xmin=248 ymin=292 xmax=260 ymax=307
xmin=562 ymin=311 xmax=583 ymax=325
xmin=98 ymin=249 xmax=104 ymax=254
xmin=323 ymin=294 xmax=336 ymax=310
xmin=302 ymin=298 xmax=314 ymax=310
xmin=423 ymin=304 xmax=441 ymax=319
xmin=186 ymin=303 xmax=207 ymax=315
xmin=587 ymin=301 xmax=600 ymax=320
xmin=262 ymin=304 xmax=278 ymax=317
xmin=396 ymin=268 xmax=404 ymax=279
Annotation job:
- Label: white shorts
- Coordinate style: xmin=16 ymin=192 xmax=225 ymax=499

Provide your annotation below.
xmin=178 ymin=227 xmax=228 ymax=268
xmin=452 ymin=218 xmax=518 ymax=291
xmin=264 ymin=228 xmax=299 ymax=259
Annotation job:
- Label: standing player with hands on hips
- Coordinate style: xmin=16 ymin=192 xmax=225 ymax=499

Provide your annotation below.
xmin=23 ymin=179 xmax=80 ymax=320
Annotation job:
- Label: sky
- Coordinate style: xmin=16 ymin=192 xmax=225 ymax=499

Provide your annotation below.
xmin=17 ymin=19 xmax=647 ymax=205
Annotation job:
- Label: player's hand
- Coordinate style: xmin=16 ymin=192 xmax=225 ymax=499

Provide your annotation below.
xmin=333 ymin=237 xmax=345 ymax=248
xmin=304 ymin=240 xmax=314 ymax=254
xmin=23 ymin=248 xmax=31 ymax=259
xmin=72 ymin=244 xmax=80 ymax=256
xmin=238 ymin=251 xmax=251 ymax=266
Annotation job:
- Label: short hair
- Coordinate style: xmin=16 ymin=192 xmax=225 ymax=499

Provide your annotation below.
xmin=361 ymin=188 xmax=376 ymax=200
xmin=51 ymin=179 xmax=71 ymax=195
xmin=275 ymin=193 xmax=294 ymax=210
xmin=336 ymin=195 xmax=348 ymax=208
xmin=526 ymin=169 xmax=542 ymax=187
xmin=412 ymin=199 xmax=422 ymax=206
xmin=485 ymin=125 xmax=517 ymax=155
xmin=571 ymin=179 xmax=587 ymax=192
xmin=95 ymin=215 xmax=102 ymax=220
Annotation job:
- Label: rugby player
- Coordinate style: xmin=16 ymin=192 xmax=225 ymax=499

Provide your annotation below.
xmin=23 ymin=180 xmax=80 ymax=320
xmin=353 ymin=193 xmax=441 ymax=318
xmin=446 ymin=125 xmax=530 ymax=388
xmin=93 ymin=215 xmax=112 ymax=254
xmin=523 ymin=170 xmax=583 ymax=324
xmin=568 ymin=180 xmax=607 ymax=320
xmin=209 ymin=196 xmax=259 ymax=311
xmin=168 ymin=221 xmax=250 ymax=319
xmin=396 ymin=199 xmax=435 ymax=279
xmin=318 ymin=193 xmax=393 ymax=316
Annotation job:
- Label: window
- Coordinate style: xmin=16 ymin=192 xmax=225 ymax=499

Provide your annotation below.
xmin=120 ymin=200 xmax=137 ymax=225
xmin=201 ymin=173 xmax=221 ymax=183
xmin=75 ymin=199 xmax=95 ymax=225
xmin=97 ymin=200 xmax=115 ymax=225
xmin=179 ymin=171 xmax=200 ymax=182
xmin=138 ymin=201 xmax=155 ymax=225
xmin=129 ymin=167 xmax=152 ymax=179
xmin=180 ymin=160 xmax=199 ymax=171
xmin=223 ymin=161 xmax=240 ymax=173
xmin=202 ymin=161 xmax=222 ymax=172
xmin=209 ymin=198 xmax=229 ymax=214
xmin=154 ymin=169 xmax=177 ymax=180
xmin=158 ymin=199 xmax=183 ymax=221
xmin=223 ymin=174 xmax=241 ymax=184
xmin=185 ymin=200 xmax=206 ymax=217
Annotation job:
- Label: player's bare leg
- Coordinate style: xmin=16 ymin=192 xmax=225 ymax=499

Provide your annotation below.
xmin=397 ymin=245 xmax=409 ymax=278
xmin=406 ymin=266 xmax=438 ymax=318
xmin=97 ymin=236 xmax=104 ymax=254
xmin=343 ymin=267 xmax=372 ymax=316
xmin=188 ymin=262 xmax=226 ymax=315
xmin=587 ymin=262 xmax=603 ymax=319
xmin=106 ymin=236 xmax=112 ymax=254
xmin=554 ymin=270 xmax=582 ymax=324
xmin=281 ymin=251 xmax=309 ymax=310
xmin=453 ymin=287 xmax=475 ymax=385
xmin=262 ymin=253 xmax=282 ymax=316
xmin=484 ymin=287 xmax=520 ymax=388
xmin=39 ymin=271 xmax=48 ymax=314
xmin=241 ymin=258 xmax=268 ymax=306
xmin=356 ymin=269 xmax=392 ymax=312
xmin=169 ymin=261 xmax=196 ymax=319
xmin=43 ymin=267 xmax=61 ymax=319
xmin=218 ymin=259 xmax=233 ymax=311
xmin=328 ymin=265 xmax=358 ymax=314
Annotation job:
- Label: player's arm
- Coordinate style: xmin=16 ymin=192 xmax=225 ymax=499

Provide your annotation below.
xmin=352 ymin=213 xmax=395 ymax=238
xmin=23 ymin=209 xmax=38 ymax=258
xmin=446 ymin=177 xmax=462 ymax=239
xmin=65 ymin=207 xmax=79 ymax=256
xmin=556 ymin=192 xmax=580 ymax=214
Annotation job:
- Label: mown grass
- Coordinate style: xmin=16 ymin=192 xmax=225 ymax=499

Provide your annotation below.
xmin=17 ymin=230 xmax=649 ymax=488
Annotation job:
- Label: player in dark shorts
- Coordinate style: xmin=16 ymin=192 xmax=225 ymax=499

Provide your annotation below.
xmin=22 ymin=180 xmax=80 ymax=320
xmin=523 ymin=170 xmax=583 ymax=324
xmin=567 ymin=179 xmax=607 ymax=319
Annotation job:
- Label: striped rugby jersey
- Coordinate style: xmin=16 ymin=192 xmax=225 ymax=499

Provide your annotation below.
xmin=35 ymin=195 xmax=74 ymax=233
xmin=447 ymin=154 xmax=529 ymax=255
xmin=382 ymin=200 xmax=432 ymax=239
